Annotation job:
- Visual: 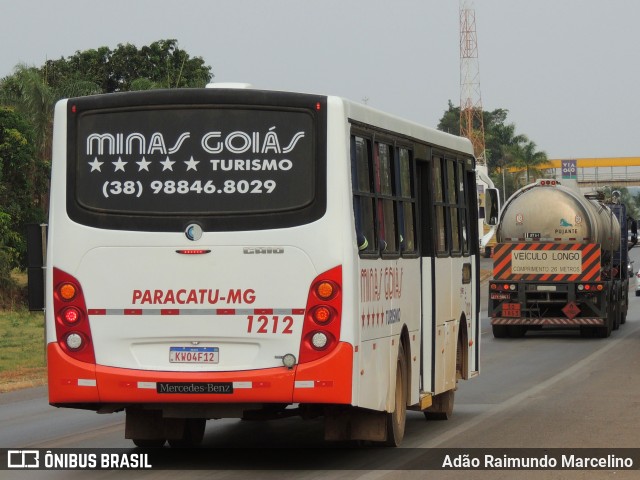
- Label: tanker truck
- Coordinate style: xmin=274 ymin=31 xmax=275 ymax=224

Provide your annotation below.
xmin=488 ymin=179 xmax=636 ymax=338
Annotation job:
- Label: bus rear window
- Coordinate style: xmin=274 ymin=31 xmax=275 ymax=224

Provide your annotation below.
xmin=74 ymin=108 xmax=315 ymax=216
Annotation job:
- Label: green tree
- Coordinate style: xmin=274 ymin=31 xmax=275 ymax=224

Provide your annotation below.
xmin=0 ymin=210 xmax=21 ymax=307
xmin=0 ymin=39 xmax=214 ymax=306
xmin=0 ymin=107 xmax=42 ymax=271
xmin=438 ymin=101 xmax=515 ymax=169
xmin=1 ymin=65 xmax=55 ymax=177
xmin=42 ymin=39 xmax=212 ymax=93
xmin=438 ymin=102 xmax=548 ymax=200
xmin=437 ymin=100 xmax=460 ymax=135
xmin=1 ymin=65 xmax=101 ymax=214
xmin=508 ymin=139 xmax=548 ymax=186
xmin=485 ymin=121 xmax=526 ymax=169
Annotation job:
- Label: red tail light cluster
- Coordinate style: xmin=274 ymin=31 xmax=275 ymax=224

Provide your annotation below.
xmin=577 ymin=283 xmax=604 ymax=291
xmin=53 ymin=268 xmax=95 ymax=363
xmin=298 ymin=266 xmax=342 ymax=364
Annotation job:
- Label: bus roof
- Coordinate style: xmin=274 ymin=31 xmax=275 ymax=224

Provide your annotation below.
xmin=204 ymin=83 xmax=475 ymax=157
xmin=337 ymin=96 xmax=474 ymax=156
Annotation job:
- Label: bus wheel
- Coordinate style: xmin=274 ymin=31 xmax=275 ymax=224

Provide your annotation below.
xmin=492 ymin=325 xmax=508 ymax=338
xmin=126 ymin=408 xmax=166 ymax=448
xmin=168 ymin=418 xmax=206 ymax=448
xmin=424 ymin=389 xmax=455 ymax=420
xmin=384 ymin=343 xmax=407 ymax=447
xmin=132 ymin=438 xmax=166 ymax=448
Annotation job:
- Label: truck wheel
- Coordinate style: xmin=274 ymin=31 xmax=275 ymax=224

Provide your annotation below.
xmin=597 ymin=317 xmax=613 ymax=338
xmin=612 ymin=303 xmax=621 ymax=331
xmin=384 ymin=343 xmax=407 ymax=447
xmin=492 ymin=325 xmax=508 ymax=338
xmin=508 ymin=326 xmax=527 ymax=338
xmin=580 ymin=326 xmax=596 ymax=338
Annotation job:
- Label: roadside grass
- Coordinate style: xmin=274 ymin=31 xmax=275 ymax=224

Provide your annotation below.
xmin=0 ymin=309 xmax=47 ymax=393
xmin=0 ymin=269 xmax=47 ymax=392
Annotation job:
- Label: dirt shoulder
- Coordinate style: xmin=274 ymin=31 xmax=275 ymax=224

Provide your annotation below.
xmin=0 ymin=367 xmax=47 ymax=393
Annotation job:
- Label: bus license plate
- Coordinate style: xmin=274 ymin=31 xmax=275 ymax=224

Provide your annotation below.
xmin=169 ymin=347 xmax=219 ymax=364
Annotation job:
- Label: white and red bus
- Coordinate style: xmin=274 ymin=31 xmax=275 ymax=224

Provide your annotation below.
xmin=29 ymin=85 xmax=497 ymax=447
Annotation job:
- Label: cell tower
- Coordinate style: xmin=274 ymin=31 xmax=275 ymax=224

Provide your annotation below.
xmin=459 ymin=0 xmax=486 ymax=164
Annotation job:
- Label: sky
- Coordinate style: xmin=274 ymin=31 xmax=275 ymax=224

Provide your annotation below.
xmin=2 ymin=0 xmax=640 ymax=160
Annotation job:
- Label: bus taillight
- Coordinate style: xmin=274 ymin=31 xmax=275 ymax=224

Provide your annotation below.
xmin=315 ymin=280 xmax=338 ymax=300
xmin=299 ymin=266 xmax=342 ymax=364
xmin=311 ymin=305 xmax=335 ymax=324
xmin=59 ymin=282 xmax=77 ymax=301
xmin=53 ymin=268 xmax=96 ymax=364
xmin=62 ymin=306 xmax=82 ymax=325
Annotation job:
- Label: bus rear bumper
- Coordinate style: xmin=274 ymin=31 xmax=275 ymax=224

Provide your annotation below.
xmin=47 ymin=342 xmax=353 ymax=406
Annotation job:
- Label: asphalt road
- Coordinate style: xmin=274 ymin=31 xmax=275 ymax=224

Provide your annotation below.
xmin=2 ymin=252 xmax=639 ymax=478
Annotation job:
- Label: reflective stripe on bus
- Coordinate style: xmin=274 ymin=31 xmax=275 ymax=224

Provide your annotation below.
xmin=87 ymin=308 xmax=305 ymax=316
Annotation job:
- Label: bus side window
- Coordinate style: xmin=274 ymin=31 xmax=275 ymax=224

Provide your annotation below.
xmin=447 ymin=158 xmax=461 ymax=255
xmin=351 ymin=136 xmax=377 ymax=254
xmin=433 ymin=156 xmax=447 ymax=254
xmin=396 ymin=147 xmax=416 ymax=254
xmin=458 ymin=161 xmax=470 ymax=255
xmin=375 ymin=142 xmax=398 ymax=255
